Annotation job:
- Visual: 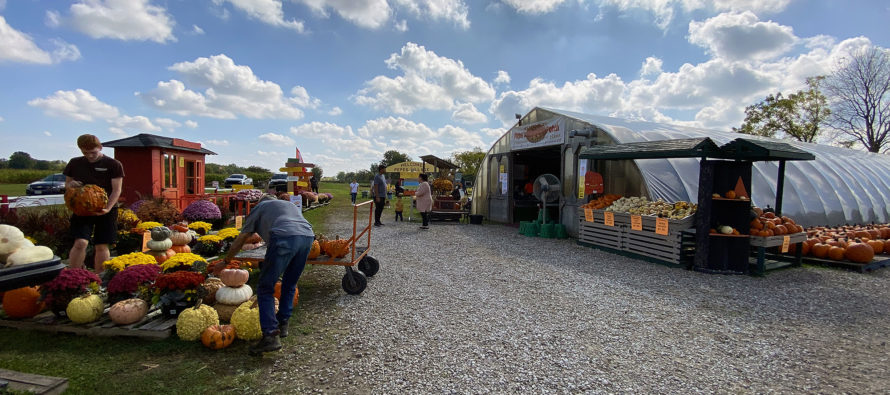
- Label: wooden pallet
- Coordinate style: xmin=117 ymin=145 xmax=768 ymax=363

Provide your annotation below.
xmin=624 ymin=228 xmax=685 ymax=264
xmin=578 ymin=221 xmax=623 ymax=249
xmin=766 ymin=253 xmax=890 ymax=273
xmin=749 ymin=232 xmax=806 ymax=247
xmin=0 ymin=368 xmax=68 ymax=395
xmin=0 ymin=305 xmax=175 ymax=340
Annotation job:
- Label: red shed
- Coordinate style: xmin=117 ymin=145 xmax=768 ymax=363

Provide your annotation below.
xmin=102 ymin=134 xmax=216 ymax=211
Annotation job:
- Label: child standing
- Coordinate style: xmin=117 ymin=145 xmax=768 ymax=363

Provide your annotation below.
xmin=394 ymin=194 xmax=404 ymax=222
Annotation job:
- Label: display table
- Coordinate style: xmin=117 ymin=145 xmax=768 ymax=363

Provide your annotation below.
xmin=749 ymin=232 xmax=806 ymax=275
xmin=431 ymin=196 xmax=467 ymax=222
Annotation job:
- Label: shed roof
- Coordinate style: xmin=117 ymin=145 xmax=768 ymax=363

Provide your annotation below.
xmin=103 ymin=133 xmax=216 ymax=155
xmin=579 ymin=137 xmax=723 ymax=160
xmin=419 ymin=155 xmax=459 ymax=170
xmin=719 ymin=138 xmax=815 ymax=161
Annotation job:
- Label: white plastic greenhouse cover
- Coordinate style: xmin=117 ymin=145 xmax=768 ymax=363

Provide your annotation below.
xmin=549 ymin=108 xmax=890 ymax=227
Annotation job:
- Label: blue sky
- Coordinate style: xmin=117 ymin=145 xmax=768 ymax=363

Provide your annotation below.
xmin=1 ymin=0 xmax=888 ymax=175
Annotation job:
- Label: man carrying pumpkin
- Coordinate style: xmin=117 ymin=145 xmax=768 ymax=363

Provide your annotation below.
xmin=64 ymin=134 xmax=124 ymax=273
xmin=215 ymin=194 xmax=314 ymax=355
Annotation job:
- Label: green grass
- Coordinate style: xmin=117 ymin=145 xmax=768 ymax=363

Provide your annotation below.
xmin=0 ymin=183 xmax=27 ymax=196
xmin=0 ymin=183 xmax=360 ymax=393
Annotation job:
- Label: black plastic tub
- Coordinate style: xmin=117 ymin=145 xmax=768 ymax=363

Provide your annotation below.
xmin=0 ymin=256 xmax=64 ymax=292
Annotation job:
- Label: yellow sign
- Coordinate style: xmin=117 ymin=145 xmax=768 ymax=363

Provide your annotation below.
xmin=232 ymin=185 xmax=253 ymax=191
xmin=499 ymin=164 xmax=505 ymax=173
xmin=296 ymin=181 xmax=308 ymax=187
xmin=179 ymin=157 xmax=184 ymax=167
xmin=235 ymin=215 xmax=244 ymax=230
xmin=655 ymin=217 xmax=669 ymax=236
xmin=604 ymin=211 xmax=614 ymax=227
xmin=781 ymin=236 xmax=791 ymax=253
xmin=400 ymin=172 xmax=420 ymax=179
xmin=385 ymin=161 xmax=439 ymax=174
xmin=279 ymin=167 xmax=304 ymax=172
xmin=584 ymin=208 xmax=594 ymax=222
xmin=631 ymin=215 xmax=642 ymax=231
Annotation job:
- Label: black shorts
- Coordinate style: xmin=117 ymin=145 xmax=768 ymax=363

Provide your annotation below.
xmin=70 ymin=207 xmax=118 ymax=245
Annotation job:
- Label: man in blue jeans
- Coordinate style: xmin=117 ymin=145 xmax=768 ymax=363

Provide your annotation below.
xmin=215 ymin=194 xmax=314 ymax=355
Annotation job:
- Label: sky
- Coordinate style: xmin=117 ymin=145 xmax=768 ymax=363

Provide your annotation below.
xmin=1 ymin=0 xmax=888 ymax=176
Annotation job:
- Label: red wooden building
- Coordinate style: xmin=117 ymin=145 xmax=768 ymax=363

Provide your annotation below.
xmin=102 ymin=134 xmax=216 ymax=210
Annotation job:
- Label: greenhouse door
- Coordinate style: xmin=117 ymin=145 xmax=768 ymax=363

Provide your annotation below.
xmin=511 ymin=146 xmax=561 ymax=223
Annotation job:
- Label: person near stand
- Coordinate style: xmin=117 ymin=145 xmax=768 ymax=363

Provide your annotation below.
xmin=415 ymin=173 xmax=433 ymax=230
xmin=394 ymin=194 xmax=404 ymax=222
xmin=371 ymin=165 xmax=387 ymax=226
xmin=349 ymin=179 xmax=359 ymax=204
xmin=309 ymin=175 xmax=319 ymax=193
xmin=64 ymin=134 xmax=124 ymax=272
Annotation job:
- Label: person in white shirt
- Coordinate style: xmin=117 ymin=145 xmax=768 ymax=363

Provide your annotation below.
xmin=349 ymin=180 xmax=359 ymax=204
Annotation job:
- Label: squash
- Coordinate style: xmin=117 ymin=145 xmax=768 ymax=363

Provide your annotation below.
xmin=170 ymin=232 xmax=192 ymax=246
xmin=109 ymin=298 xmax=149 ymax=325
xmin=171 ymin=224 xmax=189 ymax=233
xmin=202 ymin=277 xmax=225 ymax=305
xmin=146 ymin=249 xmax=176 ymax=264
xmin=0 ymin=224 xmax=27 ymax=259
xmin=201 ymin=324 xmax=236 ymax=350
xmin=170 ymin=245 xmax=191 ymax=254
xmin=274 ymin=281 xmax=299 ymax=306
xmin=827 ymin=246 xmax=846 ymax=261
xmin=215 ymin=285 xmax=252 ymax=305
xmin=66 ymin=294 xmax=104 ymax=324
xmin=307 ymin=240 xmax=321 ymax=259
xmin=64 ymin=184 xmax=107 ymax=216
xmin=176 ymin=303 xmax=219 ymax=341
xmin=845 ymin=242 xmax=874 ymax=263
xmin=230 ymin=300 xmax=262 ymax=340
xmin=150 ymin=226 xmax=172 ymax=241
xmin=146 ymin=238 xmax=173 ymax=251
xmin=1 ymin=286 xmax=44 ymax=318
xmin=6 ymin=245 xmax=53 ymax=267
xmin=214 ymin=303 xmax=239 ymax=322
xmin=219 ymin=268 xmax=249 ymax=287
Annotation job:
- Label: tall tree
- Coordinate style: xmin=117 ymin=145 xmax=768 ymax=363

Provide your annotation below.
xmin=8 ymin=152 xmax=34 ymax=169
xmin=451 ymin=148 xmax=485 ymax=177
xmin=370 ymin=150 xmax=411 ymax=172
xmin=823 ymin=46 xmax=890 ymax=153
xmin=733 ymin=77 xmax=829 ymax=142
xmin=311 ymin=166 xmax=323 ymax=179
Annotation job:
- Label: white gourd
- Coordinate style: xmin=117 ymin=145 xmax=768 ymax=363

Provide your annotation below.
xmin=214 ymin=285 xmax=253 ymax=305
xmin=146 ymin=239 xmax=173 ymax=251
xmin=6 ymin=245 xmax=54 ymax=267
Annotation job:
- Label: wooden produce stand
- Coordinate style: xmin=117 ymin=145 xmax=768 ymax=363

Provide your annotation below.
xmin=578 ymin=207 xmax=696 ymax=267
xmin=419 ymin=155 xmax=467 ymax=222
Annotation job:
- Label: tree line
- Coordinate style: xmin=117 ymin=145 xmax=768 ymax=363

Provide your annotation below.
xmin=333 ymin=148 xmax=485 ymax=184
xmin=0 ymin=152 xmax=67 ymax=170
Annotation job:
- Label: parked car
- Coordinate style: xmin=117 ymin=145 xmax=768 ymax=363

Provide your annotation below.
xmin=26 ymin=173 xmax=66 ymax=196
xmin=268 ymin=173 xmax=288 ymax=192
xmin=224 ymin=174 xmax=253 ymax=188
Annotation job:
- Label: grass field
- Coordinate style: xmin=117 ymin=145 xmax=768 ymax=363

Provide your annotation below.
xmin=0 ymin=184 xmax=27 ymax=196
xmin=0 ymin=182 xmax=363 ymax=393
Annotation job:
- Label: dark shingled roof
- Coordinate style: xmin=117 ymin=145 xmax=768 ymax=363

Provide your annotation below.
xmin=420 ymin=154 xmax=460 ymax=170
xmin=579 ymin=137 xmax=724 ymax=160
xmin=102 ymin=133 xmax=216 ymax=155
xmin=719 ymin=138 xmax=815 ymax=161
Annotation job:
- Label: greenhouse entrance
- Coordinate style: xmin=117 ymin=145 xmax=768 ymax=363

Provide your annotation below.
xmin=511 ymin=146 xmax=561 ymax=223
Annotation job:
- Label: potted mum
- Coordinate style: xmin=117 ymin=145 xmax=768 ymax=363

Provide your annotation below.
xmin=181 ymin=200 xmax=222 ymax=223
xmin=40 ymin=268 xmax=101 ymax=317
xmin=159 ymin=253 xmax=208 ymax=273
xmin=106 ymin=263 xmax=161 ymax=304
xmin=152 ymin=271 xmax=206 ymax=317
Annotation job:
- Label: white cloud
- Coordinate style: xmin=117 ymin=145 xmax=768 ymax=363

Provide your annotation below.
xmin=0 ymin=116 xmax=3 ymax=121
xmin=358 ymin=116 xmax=435 ymax=139
xmin=300 ymin=0 xmax=391 ymax=29
xmin=451 ymin=102 xmax=487 ymax=124
xmin=481 ymin=127 xmax=506 ymax=139
xmin=185 ymin=120 xmax=199 ymax=128
xmin=205 ymin=139 xmax=230 ymax=146
xmin=110 ymin=115 xmax=160 ymax=132
xmin=154 ymin=118 xmax=182 ymax=131
xmin=53 ymin=0 xmax=176 ymax=43
xmin=490 ymin=73 xmax=626 ymax=124
xmin=192 ymin=25 xmax=205 ymax=34
xmin=394 ymin=19 xmax=408 ymax=32
xmin=50 ymin=39 xmax=81 ymax=62
xmin=0 ymin=16 xmax=52 ymax=64
xmin=142 ymin=54 xmax=318 ymax=119
xmin=501 ymin=0 xmax=567 ymax=14
xmin=43 ymin=131 xmax=52 ymax=136
xmin=597 ymin=0 xmax=793 ymax=30
xmin=258 ymin=132 xmax=296 ymax=145
xmin=688 ymin=11 xmax=796 ymax=61
xmin=393 ymin=0 xmax=470 ymax=29
xmin=215 ymin=0 xmax=304 ymax=32
xmin=328 ymin=106 xmax=343 ymax=116
xmin=640 ymin=56 xmax=663 ymax=77
xmin=493 ymin=70 xmax=511 ymax=85
xmin=290 ymin=121 xmax=355 ymax=138
xmin=355 ymin=42 xmax=495 ymax=114
xmin=28 ymin=89 xmax=120 ymax=121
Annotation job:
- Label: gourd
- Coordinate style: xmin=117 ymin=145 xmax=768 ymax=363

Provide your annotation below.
xmin=230 ymin=300 xmax=262 ymax=340
xmin=176 ymin=303 xmax=219 ymax=341
xmin=1 ymin=286 xmax=44 ymax=318
xmin=215 ymin=285 xmax=253 ymax=305
xmin=307 ymin=240 xmax=321 ymax=259
xmin=219 ymin=268 xmax=249 ymax=287
xmin=109 ymin=298 xmax=149 ymax=325
xmin=64 ymin=184 xmax=108 ymax=216
xmin=201 ymin=324 xmax=236 ymax=349
xmin=170 ymin=245 xmax=191 ymax=254
xmin=274 ymin=282 xmax=299 ymax=306
xmin=170 ymin=232 xmax=192 ymax=246
xmin=718 ymin=226 xmax=733 ymax=235
xmin=0 ymin=224 xmax=27 ymax=263
xmin=6 ymin=245 xmax=54 ymax=267
xmin=845 ymin=242 xmax=874 ymax=263
xmin=322 ymin=236 xmax=350 ymax=258
xmin=146 ymin=226 xmax=175 ymax=263
xmin=811 ymin=243 xmax=830 ymax=258
xmin=150 ymin=226 xmax=172 ymax=241
xmin=66 ymin=294 xmax=105 ymax=324
xmin=146 ymin=239 xmax=173 ymax=251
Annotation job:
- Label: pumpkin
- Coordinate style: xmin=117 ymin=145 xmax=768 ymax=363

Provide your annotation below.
xmin=215 ymin=285 xmax=253 ymax=305
xmin=6 ymin=245 xmax=54 ymax=267
xmin=146 ymin=238 xmax=173 ymax=251
xmin=307 ymin=240 xmax=321 ymax=259
xmin=171 ymin=224 xmax=189 ymax=233
xmin=884 ymin=242 xmax=890 ymax=255
xmin=176 ymin=303 xmax=219 ymax=341
xmin=811 ymin=243 xmax=830 ymax=259
xmin=800 ymin=241 xmax=811 ymax=256
xmin=866 ymin=240 xmax=884 ymax=255
xmin=170 ymin=232 xmax=192 ymax=246
xmin=170 ymin=245 xmax=191 ymax=254
xmin=231 ymin=300 xmax=262 ymax=340
xmin=66 ymin=294 xmax=105 ymax=324
xmin=867 ymin=229 xmax=881 ymax=239
xmin=202 ymin=278 xmax=225 ymax=305
xmin=146 ymin=249 xmax=176 ymax=264
xmin=274 ymin=281 xmax=299 ymax=306
xmin=201 ymin=324 xmax=236 ymax=349
xmin=109 ymin=298 xmax=149 ymax=325
xmin=322 ymin=236 xmax=350 ymax=259
xmin=827 ymin=246 xmax=846 ymax=261
xmin=2 ymin=286 xmax=44 ymax=318
xmin=774 ymin=225 xmax=787 ymax=235
xmin=219 ymin=268 xmax=249 ymax=287
xmin=880 ymin=228 xmax=890 ymax=239
xmin=150 ymin=226 xmax=172 ymax=241
xmin=64 ymin=184 xmax=108 ymax=216
xmin=724 ymin=190 xmax=736 ymax=199
xmin=845 ymin=242 xmax=874 ymax=263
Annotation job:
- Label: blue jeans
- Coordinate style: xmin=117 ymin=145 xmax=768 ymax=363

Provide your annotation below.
xmin=258 ymin=234 xmax=314 ymax=335
xmin=350 ymin=192 xmax=357 ymax=204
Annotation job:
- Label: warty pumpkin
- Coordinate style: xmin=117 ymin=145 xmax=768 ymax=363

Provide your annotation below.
xmin=307 ymin=240 xmax=321 ymax=259
xmin=64 ymin=184 xmax=107 ymax=216
xmin=323 ymin=236 xmax=350 ymax=259
xmin=66 ymin=294 xmax=105 ymax=324
xmin=201 ymin=324 xmax=236 ymax=350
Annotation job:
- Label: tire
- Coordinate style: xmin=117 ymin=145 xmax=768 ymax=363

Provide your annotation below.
xmin=358 ymin=256 xmax=380 ymax=277
xmin=342 ymin=270 xmax=367 ymax=295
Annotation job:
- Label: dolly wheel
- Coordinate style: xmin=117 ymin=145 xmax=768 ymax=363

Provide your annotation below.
xmin=342 ymin=270 xmax=368 ymax=295
xmin=358 ymin=256 xmax=380 ymax=277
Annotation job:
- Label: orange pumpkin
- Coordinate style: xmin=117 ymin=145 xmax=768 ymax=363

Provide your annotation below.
xmin=866 ymin=240 xmax=884 ymax=255
xmin=171 ymin=244 xmax=191 ymax=254
xmin=64 ymin=184 xmax=108 ymax=216
xmin=867 ymin=229 xmax=881 ymax=239
xmin=724 ymin=190 xmax=736 ymax=199
xmin=322 ymin=236 xmax=350 ymax=259
xmin=171 ymin=224 xmax=189 ymax=232
xmin=219 ymin=268 xmax=249 ymax=287
xmin=800 ymin=241 xmax=811 ymax=256
xmin=880 ymin=228 xmax=890 ymax=239
xmin=273 ymin=281 xmax=299 ymax=306
xmin=774 ymin=225 xmax=787 ymax=235
xmin=811 ymin=243 xmax=830 ymax=259
xmin=2 ymin=286 xmax=44 ymax=318
xmin=845 ymin=242 xmax=874 ymax=263
xmin=147 ymin=249 xmax=176 ymax=264
xmin=827 ymin=246 xmax=846 ymax=261
xmin=201 ymin=324 xmax=236 ymax=350
xmin=307 ymin=240 xmax=321 ymax=259
xmin=750 ymin=220 xmax=763 ymax=231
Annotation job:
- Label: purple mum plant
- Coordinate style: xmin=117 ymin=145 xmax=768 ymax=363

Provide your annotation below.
xmin=181 ymin=200 xmax=222 ymax=222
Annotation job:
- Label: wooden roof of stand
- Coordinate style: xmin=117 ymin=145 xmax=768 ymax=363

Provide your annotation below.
xmin=719 ymin=138 xmax=815 ymax=161
xmin=419 ymin=155 xmax=459 ymax=170
xmin=103 ymin=133 xmax=216 ymax=155
xmin=578 ymin=137 xmax=723 ymax=160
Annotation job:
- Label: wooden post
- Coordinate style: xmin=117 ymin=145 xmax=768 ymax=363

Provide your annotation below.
xmin=775 ymin=160 xmax=786 ymax=216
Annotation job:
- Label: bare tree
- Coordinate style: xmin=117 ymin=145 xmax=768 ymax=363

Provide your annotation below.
xmin=823 ymin=46 xmax=890 ymax=153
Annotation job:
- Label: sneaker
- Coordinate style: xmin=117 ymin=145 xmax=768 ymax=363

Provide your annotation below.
xmin=420 ymin=226 xmax=429 ymax=230
xmin=278 ymin=321 xmax=289 ymax=338
xmin=248 ymin=332 xmax=282 ymax=355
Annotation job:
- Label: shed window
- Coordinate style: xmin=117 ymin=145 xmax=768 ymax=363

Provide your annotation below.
xmin=163 ymin=154 xmax=178 ymax=189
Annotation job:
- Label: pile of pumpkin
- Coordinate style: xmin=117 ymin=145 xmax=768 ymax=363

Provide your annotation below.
xmin=580 ymin=194 xmax=622 ymax=210
xmin=794 ymin=225 xmax=890 ymax=263
xmin=748 ymin=209 xmax=805 ymax=237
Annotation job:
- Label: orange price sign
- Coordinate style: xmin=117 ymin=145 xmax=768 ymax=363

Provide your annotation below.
xmin=781 ymin=235 xmax=791 ymax=253
xmin=604 ymin=211 xmax=615 ymax=227
xmin=584 ymin=208 xmax=594 ymax=222
xmin=655 ymin=217 xmax=669 ymax=236
xmin=141 ymin=232 xmax=151 ymax=252
xmin=631 ymin=215 xmax=642 ymax=231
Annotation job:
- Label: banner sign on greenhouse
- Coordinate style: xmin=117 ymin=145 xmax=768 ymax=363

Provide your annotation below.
xmin=510 ymin=117 xmax=566 ymax=150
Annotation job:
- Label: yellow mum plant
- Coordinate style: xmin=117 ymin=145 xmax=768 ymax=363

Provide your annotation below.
xmin=103 ymin=252 xmax=158 ymax=272
xmin=160 ymin=253 xmax=207 ymax=272
xmin=188 ymin=221 xmax=212 ymax=233
xmin=216 ymin=227 xmax=240 ymax=240
xmin=137 ymin=221 xmax=163 ymax=232
xmin=197 ymin=234 xmax=223 ymax=243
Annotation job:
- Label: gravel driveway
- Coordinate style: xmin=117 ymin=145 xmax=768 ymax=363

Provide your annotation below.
xmin=267 ymin=211 xmax=890 ymax=394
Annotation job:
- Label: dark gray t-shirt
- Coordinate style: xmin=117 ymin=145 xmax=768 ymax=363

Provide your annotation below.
xmin=241 ymin=200 xmax=313 ymax=240
xmin=372 ymin=173 xmax=387 ymax=197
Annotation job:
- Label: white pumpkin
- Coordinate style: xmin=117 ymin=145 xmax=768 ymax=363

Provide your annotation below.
xmin=109 ymin=298 xmax=149 ymax=325
xmin=0 ymin=224 xmax=26 ymax=256
xmin=214 ymin=285 xmax=252 ymax=305
xmin=146 ymin=238 xmax=173 ymax=251
xmin=6 ymin=245 xmax=54 ymax=267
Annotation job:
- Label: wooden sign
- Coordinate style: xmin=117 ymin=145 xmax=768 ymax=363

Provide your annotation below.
xmin=604 ymin=211 xmax=615 ymax=227
xmin=781 ymin=236 xmax=790 ymax=253
xmin=584 ymin=208 xmax=594 ymax=222
xmin=141 ymin=232 xmax=151 ymax=252
xmin=235 ymin=215 xmax=244 ymax=230
xmin=631 ymin=215 xmax=642 ymax=231
xmin=655 ymin=217 xmax=669 ymax=236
